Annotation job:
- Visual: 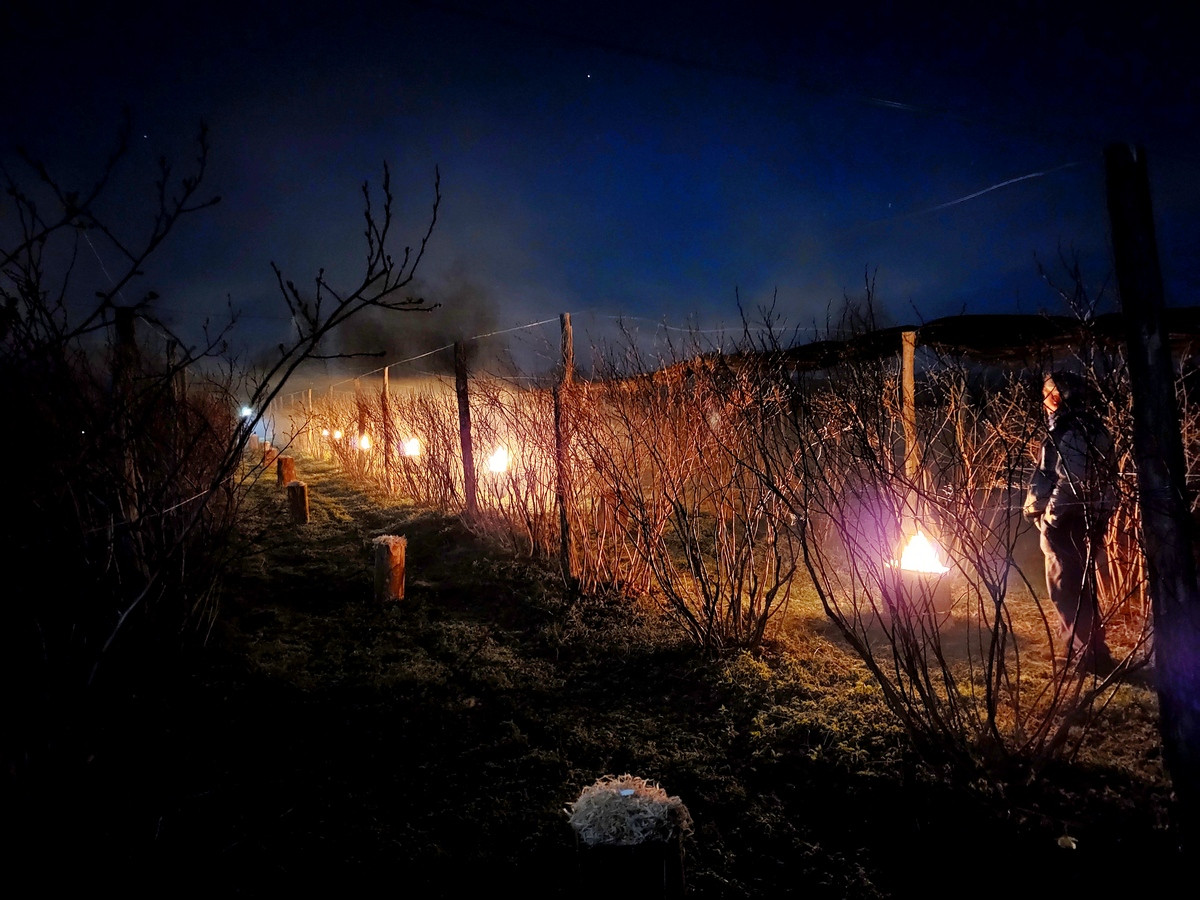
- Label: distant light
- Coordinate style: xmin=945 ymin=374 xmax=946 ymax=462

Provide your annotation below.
xmin=240 ymin=406 xmax=253 ymax=418
xmin=321 ymin=428 xmax=330 ymax=437
xmin=358 ymin=434 xmax=371 ymax=451
xmin=486 ymin=445 xmax=510 ymax=474
xmin=401 ymin=437 xmax=421 ymax=457
xmin=332 ymin=429 xmax=343 ymax=441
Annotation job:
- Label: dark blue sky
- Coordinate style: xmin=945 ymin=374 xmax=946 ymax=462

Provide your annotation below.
xmin=3 ymin=1 xmax=1198 ymax=373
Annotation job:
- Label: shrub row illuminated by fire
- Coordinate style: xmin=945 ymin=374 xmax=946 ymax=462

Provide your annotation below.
xmin=318 ymin=428 xmax=513 ymax=472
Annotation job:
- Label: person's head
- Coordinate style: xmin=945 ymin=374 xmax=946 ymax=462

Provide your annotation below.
xmin=1043 ymin=370 xmax=1088 ymax=415
xmin=1042 ymin=375 xmax=1060 ymax=413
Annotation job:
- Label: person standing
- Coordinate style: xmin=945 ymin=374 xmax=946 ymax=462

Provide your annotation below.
xmin=1023 ymin=370 xmax=1119 ymax=675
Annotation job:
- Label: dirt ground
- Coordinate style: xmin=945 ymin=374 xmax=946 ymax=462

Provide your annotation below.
xmin=15 ymin=458 xmax=1185 ymax=898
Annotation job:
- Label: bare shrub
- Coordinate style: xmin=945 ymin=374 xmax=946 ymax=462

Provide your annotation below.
xmin=573 ymin=333 xmax=797 ymax=651
xmin=387 ymin=378 xmax=464 ymax=507
xmin=1 ymin=118 xmax=441 ymax=785
xmin=467 ymin=375 xmax=561 ymax=556
xmin=742 ymin=299 xmax=1154 ymax=769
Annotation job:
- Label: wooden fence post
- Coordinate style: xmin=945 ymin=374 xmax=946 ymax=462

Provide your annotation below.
xmin=113 ymin=306 xmax=139 ymax=525
xmin=166 ymin=336 xmax=186 ymax=404
xmin=554 ymin=312 xmax=575 ymax=582
xmin=1106 ymin=141 xmax=1200 ymax=847
xmin=373 ymin=535 xmax=407 ymax=602
xmin=307 ymin=387 xmax=314 ymax=457
xmin=355 ymin=378 xmax=367 ymax=447
xmin=900 ymin=329 xmax=921 ymax=533
xmin=166 ymin=337 xmax=186 ymax=461
xmin=455 ymin=340 xmax=478 ymax=518
xmin=901 ymin=330 xmax=919 ymax=483
xmin=381 ymin=366 xmax=394 ymax=492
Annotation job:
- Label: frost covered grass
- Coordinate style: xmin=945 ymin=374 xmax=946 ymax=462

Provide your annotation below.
xmin=17 ymin=458 xmax=1172 ymax=898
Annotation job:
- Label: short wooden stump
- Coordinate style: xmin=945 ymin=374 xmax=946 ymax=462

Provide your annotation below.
xmin=372 ymin=535 xmax=407 ymax=602
xmin=286 ymin=480 xmax=309 ymax=524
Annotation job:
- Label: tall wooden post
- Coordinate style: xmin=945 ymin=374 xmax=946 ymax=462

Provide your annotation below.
xmin=354 ymin=378 xmax=366 ymax=447
xmin=166 ymin=337 xmax=186 ymax=404
xmin=327 ymin=383 xmax=335 ymax=461
xmin=900 ymin=330 xmax=921 ymax=532
xmin=901 ymin=330 xmax=918 ymax=482
xmin=1106 ymin=142 xmax=1200 ymax=848
xmin=554 ymin=313 xmax=575 ymax=582
xmin=455 ymin=341 xmax=478 ymax=518
xmin=166 ymin=336 xmax=185 ymax=460
xmin=381 ymin=367 xmax=394 ymax=492
xmin=113 ymin=307 xmax=140 ymax=526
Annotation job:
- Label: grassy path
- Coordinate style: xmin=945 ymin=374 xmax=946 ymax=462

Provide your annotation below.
xmin=47 ymin=455 xmax=1181 ymax=898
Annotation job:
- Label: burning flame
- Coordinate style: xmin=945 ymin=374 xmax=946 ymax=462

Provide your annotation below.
xmin=897 ymin=531 xmax=949 ymax=574
xmin=401 ymin=437 xmax=421 ymax=457
xmin=486 ymin=445 xmax=510 ymax=473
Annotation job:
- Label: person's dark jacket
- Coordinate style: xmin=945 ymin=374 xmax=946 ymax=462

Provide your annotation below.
xmin=1023 ymin=375 xmax=1116 ymax=529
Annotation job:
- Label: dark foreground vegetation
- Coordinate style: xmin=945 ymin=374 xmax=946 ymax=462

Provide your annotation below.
xmin=8 ymin=458 xmax=1179 ymax=898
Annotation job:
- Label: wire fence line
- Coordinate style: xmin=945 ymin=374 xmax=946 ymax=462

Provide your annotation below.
xmin=267 ymin=315 xmax=1157 ymax=609
xmin=272 ymin=310 xmax=830 ymax=406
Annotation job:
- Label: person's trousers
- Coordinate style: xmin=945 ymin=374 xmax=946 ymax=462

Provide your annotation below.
xmin=1040 ymin=515 xmax=1107 ymax=657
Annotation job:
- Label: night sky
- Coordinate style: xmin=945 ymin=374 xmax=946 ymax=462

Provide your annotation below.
xmin=3 ymin=1 xmax=1198 ymax=376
